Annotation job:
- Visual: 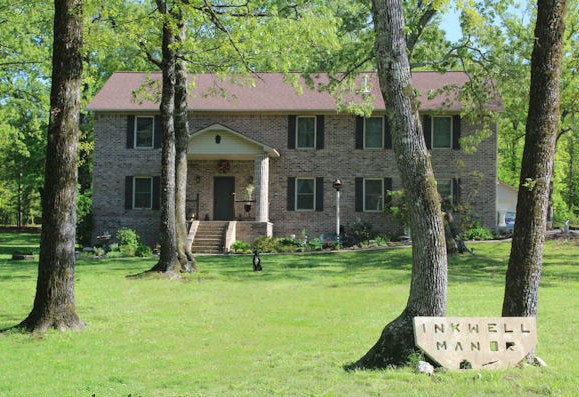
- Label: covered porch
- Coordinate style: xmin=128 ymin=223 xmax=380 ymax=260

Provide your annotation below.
xmin=185 ymin=124 xmax=279 ymax=251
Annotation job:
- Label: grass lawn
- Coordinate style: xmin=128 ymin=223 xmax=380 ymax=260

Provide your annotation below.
xmin=0 ymin=233 xmax=577 ymax=396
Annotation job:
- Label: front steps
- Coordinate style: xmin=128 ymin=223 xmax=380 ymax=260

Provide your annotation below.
xmin=190 ymin=221 xmax=228 ymax=254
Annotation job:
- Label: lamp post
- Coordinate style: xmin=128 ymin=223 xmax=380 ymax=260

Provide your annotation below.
xmin=333 ymin=179 xmax=342 ymax=238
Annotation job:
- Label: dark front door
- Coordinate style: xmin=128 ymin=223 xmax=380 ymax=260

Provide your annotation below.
xmin=213 ymin=176 xmax=235 ymax=220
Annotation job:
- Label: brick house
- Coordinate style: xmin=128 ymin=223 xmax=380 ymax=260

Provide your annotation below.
xmin=87 ymin=71 xmax=500 ymax=250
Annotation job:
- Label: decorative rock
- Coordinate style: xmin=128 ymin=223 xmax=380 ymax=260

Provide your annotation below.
xmin=416 ymin=361 xmax=434 ymax=376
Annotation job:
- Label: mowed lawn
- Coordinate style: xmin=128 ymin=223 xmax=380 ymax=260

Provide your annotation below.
xmin=0 ymin=233 xmax=577 ymax=396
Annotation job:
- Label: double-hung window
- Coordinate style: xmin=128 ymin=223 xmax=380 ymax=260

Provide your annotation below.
xmin=364 ymin=178 xmax=384 ymax=212
xmin=296 ymin=178 xmax=315 ymax=211
xmin=432 ymin=116 xmax=452 ymax=149
xmin=296 ymin=116 xmax=316 ymax=148
xmin=135 ymin=116 xmax=154 ymax=148
xmin=364 ymin=117 xmax=383 ymax=149
xmin=133 ymin=177 xmax=153 ymax=209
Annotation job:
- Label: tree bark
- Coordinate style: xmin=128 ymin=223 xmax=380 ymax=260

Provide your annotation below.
xmin=16 ymin=0 xmax=85 ymax=332
xmin=346 ymin=0 xmax=447 ymax=369
xmin=502 ymin=0 xmax=566 ymax=318
xmin=149 ymin=0 xmax=181 ymax=276
xmin=174 ymin=11 xmax=197 ymax=273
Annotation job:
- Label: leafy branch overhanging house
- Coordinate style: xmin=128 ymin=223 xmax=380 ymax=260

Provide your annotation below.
xmin=87 ymin=71 xmax=505 ymax=253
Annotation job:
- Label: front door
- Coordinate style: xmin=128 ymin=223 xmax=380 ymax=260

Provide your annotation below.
xmin=213 ymin=176 xmax=235 ymax=220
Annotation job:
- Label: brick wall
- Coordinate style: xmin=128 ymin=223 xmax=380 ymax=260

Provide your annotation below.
xmin=92 ymin=111 xmax=497 ymax=245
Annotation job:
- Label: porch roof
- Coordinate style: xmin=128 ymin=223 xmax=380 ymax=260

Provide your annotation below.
xmin=188 ymin=123 xmax=280 ymax=160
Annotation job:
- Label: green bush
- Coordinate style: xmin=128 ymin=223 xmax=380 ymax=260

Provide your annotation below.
xmin=116 ymin=228 xmax=140 ymax=247
xmin=119 ymin=244 xmax=136 ymax=257
xmin=462 ymin=222 xmax=494 ymax=240
xmin=231 ymin=240 xmax=251 ymax=253
xmin=251 ymin=236 xmax=279 ymax=253
xmin=135 ymin=244 xmax=152 ymax=257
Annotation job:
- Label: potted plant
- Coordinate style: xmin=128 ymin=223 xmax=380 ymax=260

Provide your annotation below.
xmin=244 ymin=184 xmax=254 ymax=212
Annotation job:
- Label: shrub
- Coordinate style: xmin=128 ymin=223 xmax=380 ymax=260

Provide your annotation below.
xmin=135 ymin=244 xmax=152 ymax=257
xmin=231 ymin=240 xmax=251 ymax=253
xmin=463 ymin=221 xmax=494 ymax=240
xmin=116 ymin=228 xmax=140 ymax=247
xmin=119 ymin=244 xmax=136 ymax=257
xmin=251 ymin=236 xmax=279 ymax=253
xmin=348 ymin=219 xmax=376 ymax=245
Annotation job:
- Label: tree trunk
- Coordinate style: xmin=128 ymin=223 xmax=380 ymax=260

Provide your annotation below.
xmin=174 ymin=12 xmax=197 ymax=273
xmin=149 ymin=1 xmax=181 ymax=276
xmin=16 ymin=0 xmax=85 ymax=332
xmin=346 ymin=0 xmax=447 ymax=369
xmin=502 ymin=0 xmax=566 ymax=318
xmin=445 ymin=210 xmax=469 ymax=255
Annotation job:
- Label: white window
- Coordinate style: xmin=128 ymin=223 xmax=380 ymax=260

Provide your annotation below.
xmin=135 ymin=116 xmax=154 ymax=148
xmin=437 ymin=179 xmax=453 ymax=204
xmin=296 ymin=178 xmax=315 ymax=211
xmin=432 ymin=116 xmax=452 ymax=148
xmin=365 ymin=117 xmax=383 ymax=149
xmin=296 ymin=116 xmax=316 ymax=148
xmin=364 ymin=178 xmax=383 ymax=212
xmin=133 ymin=177 xmax=153 ymax=209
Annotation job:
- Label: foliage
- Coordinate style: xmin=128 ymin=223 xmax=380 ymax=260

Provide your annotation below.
xmin=251 ymin=236 xmax=279 ymax=253
xmin=230 ymin=240 xmax=251 ymax=253
xmin=135 ymin=244 xmax=152 ymax=257
xmin=462 ymin=221 xmax=494 ymax=241
xmin=76 ymin=187 xmax=93 ymax=246
xmin=347 ymin=219 xmax=377 ymax=245
xmin=115 ymin=227 xmax=140 ymax=248
xmin=1 ymin=235 xmax=578 ymax=396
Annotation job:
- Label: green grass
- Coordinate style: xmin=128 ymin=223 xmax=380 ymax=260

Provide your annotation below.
xmin=0 ymin=233 xmax=577 ymax=396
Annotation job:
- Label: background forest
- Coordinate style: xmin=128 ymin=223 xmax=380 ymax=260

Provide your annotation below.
xmin=0 ymin=0 xmax=577 ymax=239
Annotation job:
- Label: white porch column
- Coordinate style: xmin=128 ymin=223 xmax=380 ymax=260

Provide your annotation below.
xmin=254 ymin=154 xmax=269 ymax=222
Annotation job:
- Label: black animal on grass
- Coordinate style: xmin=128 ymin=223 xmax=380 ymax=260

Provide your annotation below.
xmin=252 ymin=250 xmax=262 ymax=271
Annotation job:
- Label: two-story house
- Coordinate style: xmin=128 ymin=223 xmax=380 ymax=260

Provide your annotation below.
xmin=87 ymin=71 xmax=500 ymax=251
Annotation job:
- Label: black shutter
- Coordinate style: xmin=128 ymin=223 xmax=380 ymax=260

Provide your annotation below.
xmin=355 ymin=177 xmax=363 ymax=212
xmin=384 ymin=117 xmax=392 ymax=149
xmin=384 ymin=177 xmax=393 ymax=206
xmin=152 ymin=176 xmax=161 ymax=210
xmin=355 ymin=116 xmax=364 ymax=149
xmin=288 ymin=115 xmax=296 ymax=149
xmin=126 ymin=115 xmax=135 ymax=149
xmin=154 ymin=115 xmax=162 ymax=148
xmin=452 ymin=115 xmax=461 ymax=150
xmin=287 ymin=177 xmax=295 ymax=211
xmin=316 ymin=115 xmax=324 ymax=150
xmin=422 ymin=114 xmax=432 ymax=149
xmin=315 ymin=177 xmax=324 ymax=212
xmin=452 ymin=178 xmax=461 ymax=204
xmin=125 ymin=176 xmax=133 ymax=209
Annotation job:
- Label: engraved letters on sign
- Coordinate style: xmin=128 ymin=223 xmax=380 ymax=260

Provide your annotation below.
xmin=413 ymin=317 xmax=537 ymax=370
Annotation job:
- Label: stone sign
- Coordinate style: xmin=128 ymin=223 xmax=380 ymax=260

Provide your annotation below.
xmin=413 ymin=317 xmax=537 ymax=370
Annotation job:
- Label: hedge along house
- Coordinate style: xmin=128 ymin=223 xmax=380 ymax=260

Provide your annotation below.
xmin=87 ymin=71 xmax=501 ymax=251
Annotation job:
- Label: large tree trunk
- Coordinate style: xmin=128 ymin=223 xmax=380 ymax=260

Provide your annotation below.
xmin=149 ymin=1 xmax=181 ymax=276
xmin=346 ymin=0 xmax=447 ymax=369
xmin=174 ymin=12 xmax=197 ymax=273
xmin=17 ymin=0 xmax=85 ymax=332
xmin=502 ymin=0 xmax=566 ymax=318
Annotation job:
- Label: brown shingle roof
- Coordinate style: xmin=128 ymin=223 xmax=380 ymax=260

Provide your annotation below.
xmin=86 ymin=71 xmax=500 ymax=112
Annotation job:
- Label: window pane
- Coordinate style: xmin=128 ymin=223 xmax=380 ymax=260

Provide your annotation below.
xmin=296 ymin=179 xmax=315 ymax=210
xmin=365 ymin=117 xmax=383 ymax=148
xmin=437 ymin=179 xmax=452 ymax=203
xmin=432 ymin=117 xmax=451 ymax=148
xmin=134 ymin=177 xmax=152 ymax=208
xmin=297 ymin=117 xmax=315 ymax=148
xmin=364 ymin=179 xmax=383 ymax=211
xmin=136 ymin=117 xmax=154 ymax=148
